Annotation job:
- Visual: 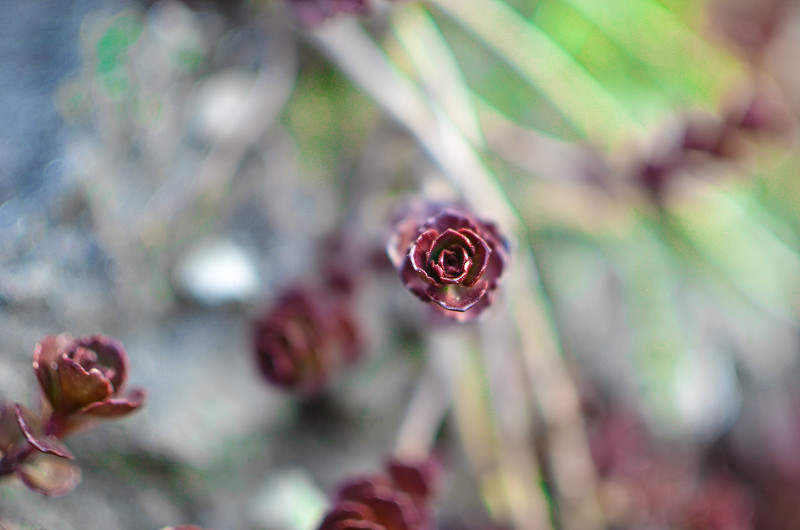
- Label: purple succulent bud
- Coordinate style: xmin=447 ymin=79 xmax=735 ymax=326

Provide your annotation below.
xmin=387 ymin=203 xmax=509 ymax=322
xmin=31 ymin=334 xmax=146 ymax=431
xmin=318 ymin=458 xmax=438 ymax=530
xmin=253 ymin=284 xmax=362 ymax=394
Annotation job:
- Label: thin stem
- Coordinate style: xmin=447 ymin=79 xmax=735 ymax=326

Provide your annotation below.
xmin=0 ymin=442 xmax=35 ymax=477
xmin=478 ymin=308 xmax=553 ymax=530
xmin=393 ymin=327 xmax=464 ymax=460
xmin=452 ymin=335 xmax=553 ymax=530
xmin=508 ymin=249 xmax=605 ymax=530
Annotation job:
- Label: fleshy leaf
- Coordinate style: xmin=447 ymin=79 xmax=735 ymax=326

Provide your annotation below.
xmin=17 ymin=453 xmax=82 ymax=497
xmin=56 ymin=357 xmax=114 ymax=414
xmin=429 ymin=228 xmax=474 ymax=258
xmin=358 ymin=493 xmax=419 ymax=530
xmin=79 ymin=387 xmax=147 ymax=418
xmin=426 ymin=282 xmax=488 ymax=312
xmin=460 ymin=229 xmax=491 ymax=286
xmin=429 ymin=211 xmax=476 ymax=233
xmin=68 ymin=335 xmax=129 ymax=392
xmin=32 ymin=334 xmax=72 ymax=411
xmin=14 ymin=405 xmax=74 ymax=460
xmin=388 ymin=458 xmax=439 ymax=500
xmin=409 ymin=229 xmax=439 ymax=285
xmin=400 ymin=258 xmax=433 ymax=301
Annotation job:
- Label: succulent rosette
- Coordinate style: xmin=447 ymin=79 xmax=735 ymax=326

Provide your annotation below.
xmin=0 ymin=334 xmax=145 ymax=497
xmin=318 ymin=458 xmax=438 ymax=530
xmin=32 ymin=334 xmax=146 ymax=433
xmin=388 ymin=204 xmax=510 ymax=321
xmin=253 ymin=285 xmax=361 ymax=394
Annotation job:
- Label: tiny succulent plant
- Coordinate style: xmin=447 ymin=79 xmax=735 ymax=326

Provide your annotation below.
xmin=387 ymin=203 xmax=510 ymax=322
xmin=318 ymin=457 xmax=439 ymax=530
xmin=0 ymin=334 xmax=145 ymax=497
xmin=253 ymin=282 xmax=362 ymax=394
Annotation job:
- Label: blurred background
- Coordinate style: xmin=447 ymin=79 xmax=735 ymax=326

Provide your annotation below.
xmin=2 ymin=0 xmax=800 ymax=528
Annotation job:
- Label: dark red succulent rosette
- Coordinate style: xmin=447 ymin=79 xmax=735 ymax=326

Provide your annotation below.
xmin=318 ymin=458 xmax=438 ymax=530
xmin=31 ymin=334 xmax=146 ymax=435
xmin=388 ymin=205 xmax=509 ymax=322
xmin=253 ymin=284 xmax=361 ymax=395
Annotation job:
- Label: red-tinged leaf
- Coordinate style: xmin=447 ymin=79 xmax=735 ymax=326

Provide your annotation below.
xmin=409 ymin=229 xmax=439 ymax=286
xmin=17 ymin=454 xmax=81 ymax=497
xmin=56 ymin=357 xmax=113 ymax=414
xmin=79 ymin=387 xmax=147 ymax=418
xmin=68 ymin=335 xmax=129 ymax=391
xmin=426 ymin=282 xmax=488 ymax=312
xmin=14 ymin=405 xmax=74 ymax=460
xmin=32 ymin=334 xmax=72 ymax=411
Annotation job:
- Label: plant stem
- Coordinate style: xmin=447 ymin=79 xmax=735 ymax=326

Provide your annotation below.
xmin=393 ymin=327 xmax=464 ymax=459
xmin=0 ymin=442 xmax=35 ymax=477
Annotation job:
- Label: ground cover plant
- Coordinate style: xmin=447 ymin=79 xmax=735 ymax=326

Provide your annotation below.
xmin=3 ymin=0 xmax=800 ymax=528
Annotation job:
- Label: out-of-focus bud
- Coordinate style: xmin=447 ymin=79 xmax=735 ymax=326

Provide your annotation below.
xmin=253 ymin=284 xmax=362 ymax=395
xmin=318 ymin=457 xmax=438 ymax=530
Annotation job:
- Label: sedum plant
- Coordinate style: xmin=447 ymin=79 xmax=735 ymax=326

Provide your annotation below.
xmin=0 ymin=334 xmax=145 ymax=497
xmin=5 ymin=0 xmax=800 ymax=528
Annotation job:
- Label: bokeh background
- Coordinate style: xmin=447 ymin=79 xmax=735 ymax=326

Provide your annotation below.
xmin=2 ymin=0 xmax=800 ymax=528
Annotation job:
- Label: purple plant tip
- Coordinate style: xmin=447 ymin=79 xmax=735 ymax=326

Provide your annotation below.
xmin=388 ymin=203 xmax=509 ymax=322
xmin=253 ymin=284 xmax=362 ymax=394
xmin=318 ymin=457 xmax=438 ymax=530
xmin=32 ymin=333 xmax=146 ymax=425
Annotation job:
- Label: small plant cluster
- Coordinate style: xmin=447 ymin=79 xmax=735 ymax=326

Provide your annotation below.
xmin=628 ymin=86 xmax=793 ymax=204
xmin=248 ymin=201 xmax=510 ymax=525
xmin=252 ymin=202 xmax=510 ymax=395
xmin=317 ymin=457 xmax=439 ymax=530
xmin=253 ymin=280 xmax=363 ymax=394
xmin=585 ymin=401 xmax=753 ymax=530
xmin=8 ymin=0 xmax=800 ymax=527
xmin=0 ymin=334 xmax=145 ymax=497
